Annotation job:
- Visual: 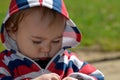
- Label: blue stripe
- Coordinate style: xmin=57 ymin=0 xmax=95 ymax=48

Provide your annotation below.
xmin=90 ymin=72 xmax=104 ymax=80
xmin=8 ymin=58 xmax=33 ymax=73
xmin=1 ymin=76 xmax=13 ymax=80
xmin=55 ymin=62 xmax=67 ymax=71
xmin=68 ymin=61 xmax=79 ymax=72
xmin=67 ymin=50 xmax=72 ymax=54
xmin=71 ymin=27 xmax=80 ymax=34
xmin=53 ymin=55 xmax=60 ymax=63
xmin=90 ymin=74 xmax=104 ymax=80
xmin=16 ymin=0 xmax=29 ymax=10
xmin=53 ymin=0 xmax=62 ymax=13
xmin=53 ymin=55 xmax=67 ymax=70
xmin=63 ymin=46 xmax=71 ymax=49
xmin=96 ymin=76 xmax=104 ymax=80
xmin=1 ymin=50 xmax=8 ymax=54
xmin=10 ymin=49 xmax=16 ymax=54
xmin=80 ymin=61 xmax=88 ymax=69
xmin=0 ymin=23 xmax=4 ymax=33
xmin=1 ymin=49 xmax=16 ymax=55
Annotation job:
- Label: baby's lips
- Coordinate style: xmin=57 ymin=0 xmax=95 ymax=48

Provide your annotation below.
xmin=39 ymin=57 xmax=49 ymax=60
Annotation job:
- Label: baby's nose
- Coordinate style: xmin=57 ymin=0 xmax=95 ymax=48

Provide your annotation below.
xmin=40 ymin=43 xmax=51 ymax=53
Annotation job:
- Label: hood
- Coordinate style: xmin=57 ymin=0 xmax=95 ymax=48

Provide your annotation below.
xmin=0 ymin=0 xmax=82 ymax=50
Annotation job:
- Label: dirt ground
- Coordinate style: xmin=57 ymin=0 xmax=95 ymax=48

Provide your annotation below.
xmin=77 ymin=51 xmax=120 ymax=80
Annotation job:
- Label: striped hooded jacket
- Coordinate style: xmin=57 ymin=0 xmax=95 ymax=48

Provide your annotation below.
xmin=0 ymin=0 xmax=104 ymax=80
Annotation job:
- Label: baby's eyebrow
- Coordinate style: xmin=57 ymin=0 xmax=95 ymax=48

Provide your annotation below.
xmin=56 ymin=35 xmax=63 ymax=38
xmin=53 ymin=35 xmax=64 ymax=40
xmin=31 ymin=36 xmax=42 ymax=39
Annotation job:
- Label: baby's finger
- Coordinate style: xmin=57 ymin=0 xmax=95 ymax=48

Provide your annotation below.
xmin=62 ymin=77 xmax=78 ymax=80
xmin=50 ymin=73 xmax=61 ymax=80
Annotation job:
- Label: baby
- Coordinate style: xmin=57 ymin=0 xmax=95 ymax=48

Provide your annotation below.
xmin=0 ymin=0 xmax=104 ymax=80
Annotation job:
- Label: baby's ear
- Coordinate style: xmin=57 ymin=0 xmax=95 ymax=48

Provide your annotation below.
xmin=8 ymin=31 xmax=17 ymax=41
xmin=6 ymin=22 xmax=17 ymax=41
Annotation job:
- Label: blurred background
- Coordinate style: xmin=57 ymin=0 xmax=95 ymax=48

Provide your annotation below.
xmin=0 ymin=0 xmax=120 ymax=80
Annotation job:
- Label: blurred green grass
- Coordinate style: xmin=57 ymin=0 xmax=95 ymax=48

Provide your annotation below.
xmin=0 ymin=0 xmax=10 ymax=51
xmin=0 ymin=0 xmax=120 ymax=52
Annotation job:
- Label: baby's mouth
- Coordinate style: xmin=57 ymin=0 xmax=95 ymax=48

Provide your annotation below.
xmin=39 ymin=57 xmax=51 ymax=60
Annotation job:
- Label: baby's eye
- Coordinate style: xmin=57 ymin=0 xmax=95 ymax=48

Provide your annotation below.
xmin=33 ymin=41 xmax=42 ymax=44
xmin=52 ymin=40 xmax=60 ymax=43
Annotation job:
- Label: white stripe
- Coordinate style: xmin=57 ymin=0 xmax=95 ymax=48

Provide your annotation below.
xmin=69 ymin=56 xmax=84 ymax=69
xmin=3 ymin=12 xmax=10 ymax=23
xmin=58 ymin=55 xmax=69 ymax=64
xmin=65 ymin=25 xmax=75 ymax=32
xmin=69 ymin=73 xmax=95 ymax=80
xmin=27 ymin=0 xmax=40 ymax=7
xmin=62 ymin=37 xmax=79 ymax=47
xmin=0 ymin=67 xmax=11 ymax=76
xmin=90 ymin=70 xmax=104 ymax=77
xmin=2 ymin=54 xmax=24 ymax=65
xmin=67 ymin=19 xmax=77 ymax=27
xmin=42 ymin=0 xmax=53 ymax=9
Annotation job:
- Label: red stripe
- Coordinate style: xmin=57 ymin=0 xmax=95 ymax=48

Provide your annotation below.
xmin=0 ymin=60 xmax=11 ymax=75
xmin=79 ymin=64 xmax=96 ymax=75
xmin=6 ymin=51 xmax=13 ymax=57
xmin=0 ymin=33 xmax=5 ymax=43
xmin=77 ymin=33 xmax=82 ymax=42
xmin=22 ymin=78 xmax=31 ymax=80
xmin=66 ymin=68 xmax=73 ymax=76
xmin=13 ymin=64 xmax=40 ymax=78
xmin=48 ymin=62 xmax=64 ymax=79
xmin=61 ymin=0 xmax=69 ymax=19
xmin=9 ymin=0 xmax=19 ymax=15
xmin=39 ymin=0 xmax=43 ymax=6
xmin=53 ymin=69 xmax=64 ymax=79
xmin=63 ymin=32 xmax=76 ymax=39
xmin=47 ymin=62 xmax=56 ymax=70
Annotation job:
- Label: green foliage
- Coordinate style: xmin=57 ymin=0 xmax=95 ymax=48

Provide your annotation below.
xmin=0 ymin=0 xmax=120 ymax=52
xmin=0 ymin=0 xmax=10 ymax=51
xmin=0 ymin=0 xmax=10 ymax=23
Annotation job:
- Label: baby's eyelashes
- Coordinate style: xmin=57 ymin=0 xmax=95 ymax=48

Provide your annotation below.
xmin=32 ymin=40 xmax=42 ymax=44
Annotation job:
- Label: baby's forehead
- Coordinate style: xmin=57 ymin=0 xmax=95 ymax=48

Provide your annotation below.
xmin=25 ymin=7 xmax=63 ymax=18
xmin=19 ymin=7 xmax=65 ymax=31
xmin=23 ymin=7 xmax=65 ymax=22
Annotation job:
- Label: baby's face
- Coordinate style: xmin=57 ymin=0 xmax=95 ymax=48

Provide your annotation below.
xmin=11 ymin=8 xmax=65 ymax=60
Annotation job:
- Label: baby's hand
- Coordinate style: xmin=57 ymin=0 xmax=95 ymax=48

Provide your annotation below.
xmin=33 ymin=73 xmax=61 ymax=80
xmin=62 ymin=76 xmax=84 ymax=80
xmin=62 ymin=77 xmax=78 ymax=80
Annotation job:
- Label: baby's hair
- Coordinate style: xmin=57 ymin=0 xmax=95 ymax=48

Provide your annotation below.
xmin=5 ymin=7 xmax=65 ymax=33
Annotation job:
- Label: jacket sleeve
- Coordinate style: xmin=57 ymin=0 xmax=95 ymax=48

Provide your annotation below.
xmin=67 ymin=54 xmax=104 ymax=80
